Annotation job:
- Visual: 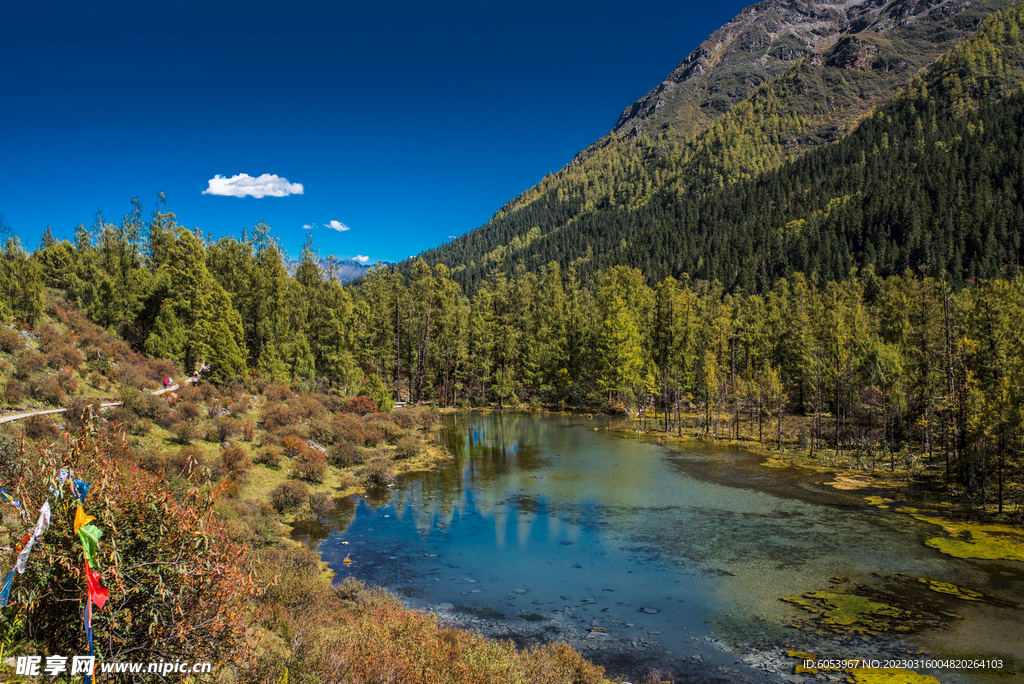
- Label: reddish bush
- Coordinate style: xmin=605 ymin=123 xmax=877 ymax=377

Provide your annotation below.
xmin=178 ymin=384 xmax=203 ymax=404
xmin=46 ymin=344 xmax=84 ymax=370
xmin=282 ymin=435 xmax=308 ymax=459
xmin=221 ymin=443 xmax=251 ymax=480
xmin=0 ymin=328 xmax=26 ymax=354
xmin=5 ymin=380 xmax=27 ymax=404
xmin=342 ymin=396 xmax=378 ymax=416
xmin=260 ymin=403 xmax=298 ymax=431
xmin=28 ymin=375 xmax=66 ymax=406
xmin=56 ymin=367 xmax=77 ymax=394
xmin=178 ymin=401 xmax=202 ymax=421
xmin=14 ymin=353 xmax=46 ymax=380
xmin=292 ymin=449 xmax=327 ymax=484
xmin=262 ymin=382 xmax=293 ymax=403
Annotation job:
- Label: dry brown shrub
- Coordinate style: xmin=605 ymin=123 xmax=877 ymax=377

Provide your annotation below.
xmin=28 ymin=374 xmax=65 ymax=406
xmin=24 ymin=414 xmax=59 ymax=440
xmin=178 ymin=384 xmax=203 ymax=404
xmin=146 ymin=358 xmax=179 ymax=385
xmin=56 ymin=367 xmax=77 ymax=394
xmin=14 ymin=353 xmax=46 ymax=380
xmin=292 ymin=449 xmax=327 ymax=484
xmin=45 ymin=344 xmax=83 ymax=370
xmin=269 ymin=480 xmax=309 ymax=512
xmin=171 ymin=420 xmax=199 ymax=445
xmin=109 ymin=406 xmax=139 ymax=432
xmin=0 ymin=328 xmax=26 ymax=353
xmin=253 ymin=446 xmax=282 ymax=469
xmin=137 ymin=449 xmax=166 ymax=475
xmin=309 ymin=491 xmax=334 ymax=519
xmin=361 ymin=422 xmax=385 ymax=447
xmin=155 ymin=407 xmax=183 ymax=429
xmin=178 ymin=401 xmax=202 ymax=421
xmin=361 ymin=451 xmax=395 ymax=486
xmin=165 ymin=445 xmax=206 ymax=478
xmin=221 ymin=443 xmax=251 ymax=480
xmin=262 ymin=382 xmax=292 ymax=403
xmin=328 ymin=442 xmax=362 ymax=468
xmin=64 ymin=397 xmax=100 ymax=432
xmin=242 ymin=421 xmax=256 ymax=442
xmin=394 ymin=436 xmax=423 ymax=460
xmin=260 ymin=403 xmax=298 ymax=431
xmin=199 ymin=383 xmax=222 ymax=402
xmin=223 ymin=500 xmax=280 ymax=548
xmin=214 ymin=416 xmax=241 ymax=442
xmin=5 ymin=380 xmax=27 ymax=404
xmin=227 ymin=396 xmax=252 ymax=418
xmin=37 ymin=324 xmax=63 ymax=352
xmin=293 ymin=395 xmax=327 ymax=420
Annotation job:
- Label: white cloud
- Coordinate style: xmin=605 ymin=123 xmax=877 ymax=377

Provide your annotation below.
xmin=353 ymin=255 xmax=370 ymax=264
xmin=302 ymin=223 xmax=315 ymax=230
xmin=202 ymin=173 xmax=304 ymax=198
xmin=326 ymin=220 xmax=351 ymax=232
xmin=448 ymin=235 xmax=456 ymax=239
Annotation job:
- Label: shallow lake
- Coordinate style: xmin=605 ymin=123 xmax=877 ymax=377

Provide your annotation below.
xmin=295 ymin=412 xmax=1024 ymax=683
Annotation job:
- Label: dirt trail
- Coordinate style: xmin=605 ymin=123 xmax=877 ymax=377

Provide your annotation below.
xmin=0 ymin=385 xmax=179 ymax=425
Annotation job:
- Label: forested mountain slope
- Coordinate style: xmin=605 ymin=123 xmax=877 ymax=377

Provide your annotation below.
xmin=417 ymin=1 xmax=1024 ymax=293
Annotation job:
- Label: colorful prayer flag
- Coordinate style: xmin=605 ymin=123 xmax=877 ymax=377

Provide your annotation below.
xmin=77 ymin=524 xmax=102 ymax=571
xmin=73 ymin=505 xmax=95 ymax=535
xmin=84 ymin=564 xmax=108 ymax=610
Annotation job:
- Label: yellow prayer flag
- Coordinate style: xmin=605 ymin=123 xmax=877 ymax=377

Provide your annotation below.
xmin=74 ymin=504 xmax=95 ymax=535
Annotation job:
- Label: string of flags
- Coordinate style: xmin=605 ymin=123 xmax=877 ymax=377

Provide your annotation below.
xmin=0 ymin=468 xmax=109 ymax=682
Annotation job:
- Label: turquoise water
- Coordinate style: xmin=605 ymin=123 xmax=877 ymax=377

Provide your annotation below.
xmin=298 ymin=412 xmax=1024 ymax=683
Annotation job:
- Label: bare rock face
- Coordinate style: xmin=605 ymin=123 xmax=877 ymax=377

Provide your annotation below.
xmin=605 ymin=0 xmax=1012 ymax=142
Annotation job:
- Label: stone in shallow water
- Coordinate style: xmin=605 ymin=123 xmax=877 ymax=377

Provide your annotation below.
xmin=439 ymin=603 xmax=454 ymax=610
xmin=641 ymin=607 xmax=659 ymax=614
xmin=513 ymin=589 xmax=527 ymax=594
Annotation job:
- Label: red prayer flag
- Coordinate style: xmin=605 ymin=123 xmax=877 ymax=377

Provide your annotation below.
xmin=84 ymin=564 xmax=108 ymax=610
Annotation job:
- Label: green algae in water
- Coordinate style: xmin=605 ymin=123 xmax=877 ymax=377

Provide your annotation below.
xmin=781 ymin=591 xmax=916 ymax=634
xmin=917 ymin=578 xmax=985 ymax=601
xmin=905 ymin=512 xmax=1024 ymax=562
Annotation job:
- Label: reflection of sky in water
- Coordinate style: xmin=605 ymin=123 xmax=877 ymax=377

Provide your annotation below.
xmin=306 ymin=413 xmax=1024 ymax=682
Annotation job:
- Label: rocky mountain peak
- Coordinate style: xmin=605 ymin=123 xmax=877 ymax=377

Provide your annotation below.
xmin=608 ymin=0 xmax=989 ymax=141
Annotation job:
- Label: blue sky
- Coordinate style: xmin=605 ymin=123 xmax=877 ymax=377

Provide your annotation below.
xmin=3 ymin=0 xmax=750 ymax=264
